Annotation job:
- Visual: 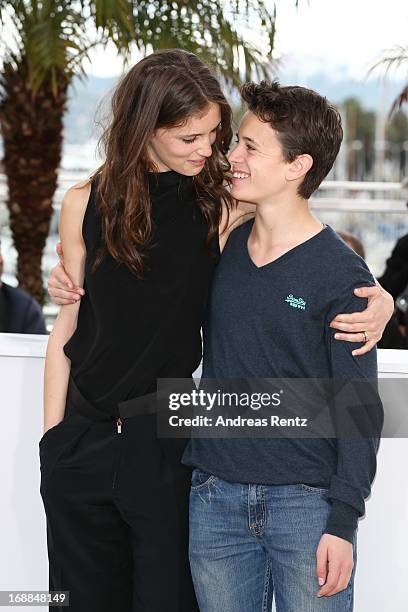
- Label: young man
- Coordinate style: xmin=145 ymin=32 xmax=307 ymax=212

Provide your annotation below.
xmin=183 ymin=81 xmax=382 ymax=611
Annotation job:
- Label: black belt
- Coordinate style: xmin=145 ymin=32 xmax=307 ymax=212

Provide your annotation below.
xmin=66 ymin=376 xmax=195 ymax=422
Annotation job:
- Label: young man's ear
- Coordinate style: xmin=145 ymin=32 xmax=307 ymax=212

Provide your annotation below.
xmin=286 ymin=154 xmax=313 ymax=182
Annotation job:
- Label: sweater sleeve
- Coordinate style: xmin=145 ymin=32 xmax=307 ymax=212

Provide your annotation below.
xmin=324 ymin=266 xmax=383 ymax=543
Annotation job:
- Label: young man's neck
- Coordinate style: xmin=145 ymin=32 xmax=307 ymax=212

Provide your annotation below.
xmin=246 ymin=195 xmax=324 ymax=267
xmin=252 ymin=195 xmax=323 ymax=249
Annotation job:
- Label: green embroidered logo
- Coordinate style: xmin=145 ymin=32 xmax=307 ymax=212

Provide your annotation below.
xmin=285 ymin=294 xmax=306 ymax=310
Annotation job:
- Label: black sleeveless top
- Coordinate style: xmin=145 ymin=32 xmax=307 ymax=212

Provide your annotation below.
xmin=63 ymin=171 xmax=220 ymax=416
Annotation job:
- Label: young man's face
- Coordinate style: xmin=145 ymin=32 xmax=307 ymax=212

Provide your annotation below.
xmin=228 ymin=110 xmax=300 ymax=205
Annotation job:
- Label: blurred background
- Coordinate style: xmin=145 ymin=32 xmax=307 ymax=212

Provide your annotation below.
xmin=1 ymin=0 xmax=408 ymax=342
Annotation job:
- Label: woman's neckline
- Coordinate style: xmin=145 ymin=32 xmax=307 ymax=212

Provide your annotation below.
xmin=147 ymin=169 xmax=188 ymax=189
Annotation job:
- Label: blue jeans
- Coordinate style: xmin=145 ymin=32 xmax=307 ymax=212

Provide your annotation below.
xmin=189 ymin=470 xmax=357 ymax=612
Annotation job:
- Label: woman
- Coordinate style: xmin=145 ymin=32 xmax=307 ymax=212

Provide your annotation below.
xmin=44 ymin=50 xmax=392 ymax=612
xmin=41 ymin=48 xmax=237 ymax=612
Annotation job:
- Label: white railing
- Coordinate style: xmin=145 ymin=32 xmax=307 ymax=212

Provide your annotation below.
xmin=311 ymin=197 xmax=407 ymax=212
xmin=311 ymin=179 xmax=406 ymax=212
xmin=320 ymin=181 xmax=402 ymax=192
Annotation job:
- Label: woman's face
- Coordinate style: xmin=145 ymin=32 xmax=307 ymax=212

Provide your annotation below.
xmin=148 ymin=102 xmax=222 ymax=176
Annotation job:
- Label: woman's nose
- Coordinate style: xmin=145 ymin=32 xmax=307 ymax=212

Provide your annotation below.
xmin=197 ymin=139 xmax=213 ymax=158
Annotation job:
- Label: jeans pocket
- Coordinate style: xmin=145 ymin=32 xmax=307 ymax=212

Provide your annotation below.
xmin=191 ymin=468 xmax=216 ymax=491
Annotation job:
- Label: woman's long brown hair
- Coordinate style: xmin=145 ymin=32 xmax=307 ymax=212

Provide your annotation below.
xmin=90 ymin=49 xmax=234 ymax=277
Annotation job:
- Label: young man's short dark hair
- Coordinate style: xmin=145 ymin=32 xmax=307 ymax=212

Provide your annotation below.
xmin=240 ymin=80 xmax=343 ymax=199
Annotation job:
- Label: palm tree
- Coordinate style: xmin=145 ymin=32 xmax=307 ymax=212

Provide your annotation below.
xmin=0 ymin=0 xmax=280 ymax=305
xmin=370 ymin=46 xmax=408 ymax=115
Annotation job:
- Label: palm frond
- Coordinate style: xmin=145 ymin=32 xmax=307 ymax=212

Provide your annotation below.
xmin=25 ymin=4 xmax=89 ymax=94
xmin=1 ymin=0 xmax=137 ymax=94
xmin=131 ymin=0 xmax=279 ymax=90
xmin=369 ymin=45 xmax=408 ymax=77
xmin=389 ymin=84 xmax=408 ymax=116
xmin=369 ymin=45 xmax=408 ymax=115
xmin=90 ymin=0 xmax=135 ymax=52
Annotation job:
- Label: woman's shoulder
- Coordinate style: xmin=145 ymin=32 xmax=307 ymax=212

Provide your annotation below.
xmin=59 ymin=178 xmax=94 ymax=244
xmin=63 ymin=178 xmax=92 ymax=211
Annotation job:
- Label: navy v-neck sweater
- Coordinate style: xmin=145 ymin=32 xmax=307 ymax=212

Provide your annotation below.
xmin=184 ymin=220 xmax=383 ymax=543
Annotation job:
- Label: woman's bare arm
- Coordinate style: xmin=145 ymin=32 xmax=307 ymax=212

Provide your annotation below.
xmin=47 ymin=179 xmax=89 ymax=305
xmin=43 ymin=182 xmax=90 ymax=432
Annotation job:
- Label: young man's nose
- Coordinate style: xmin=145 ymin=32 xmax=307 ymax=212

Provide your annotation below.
xmin=228 ymin=145 xmax=243 ymax=164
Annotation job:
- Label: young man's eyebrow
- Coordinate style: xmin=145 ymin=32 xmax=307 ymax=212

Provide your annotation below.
xmin=178 ymin=122 xmax=221 ymax=137
xmin=237 ymin=133 xmax=260 ymax=147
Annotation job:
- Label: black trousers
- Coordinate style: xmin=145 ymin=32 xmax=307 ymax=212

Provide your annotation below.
xmin=39 ymin=392 xmax=198 ymax=612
